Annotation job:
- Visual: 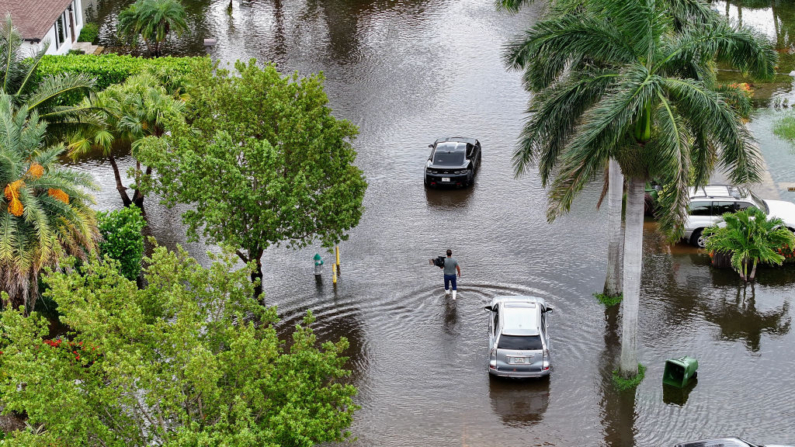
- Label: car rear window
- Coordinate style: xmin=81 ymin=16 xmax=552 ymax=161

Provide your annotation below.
xmin=498 ymin=335 xmax=543 ymax=351
xmin=433 ymin=150 xmax=465 ymax=166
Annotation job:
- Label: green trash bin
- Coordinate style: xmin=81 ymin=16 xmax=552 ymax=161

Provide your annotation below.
xmin=662 ymin=356 xmax=698 ymax=388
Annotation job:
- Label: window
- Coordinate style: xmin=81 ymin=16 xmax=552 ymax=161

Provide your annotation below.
xmin=432 ymin=150 xmax=465 ymax=166
xmin=713 ymin=201 xmax=736 ymax=217
xmin=688 ymin=201 xmax=711 ymax=216
xmin=498 ymin=335 xmax=543 ymax=351
xmin=56 ymin=15 xmax=65 ymax=47
xmin=736 ymin=202 xmax=757 ymax=212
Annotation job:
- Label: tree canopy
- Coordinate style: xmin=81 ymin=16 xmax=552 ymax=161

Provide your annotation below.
xmin=139 ymin=59 xmax=367 ymax=297
xmin=118 ymin=0 xmax=188 ymax=57
xmin=0 ymin=245 xmax=358 ymax=446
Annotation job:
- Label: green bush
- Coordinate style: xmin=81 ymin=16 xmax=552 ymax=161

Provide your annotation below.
xmin=77 ymin=22 xmax=99 ymax=43
xmin=67 ymin=49 xmax=86 ymax=55
xmin=37 ymin=54 xmax=205 ymax=91
xmin=612 ymin=364 xmax=646 ymax=391
xmin=97 ymin=206 xmax=147 ymax=281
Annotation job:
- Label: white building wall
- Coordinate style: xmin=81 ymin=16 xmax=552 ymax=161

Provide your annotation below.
xmin=21 ymin=0 xmax=84 ymax=56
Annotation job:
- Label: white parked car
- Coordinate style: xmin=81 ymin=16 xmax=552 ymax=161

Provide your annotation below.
xmin=485 ymin=296 xmax=553 ymax=378
xmin=684 ymin=185 xmax=795 ymax=248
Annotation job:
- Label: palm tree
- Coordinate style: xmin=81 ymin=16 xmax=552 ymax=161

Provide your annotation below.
xmin=505 ymin=0 xmax=776 ymax=378
xmin=0 ymin=16 xmax=95 ymax=126
xmin=0 ymin=95 xmax=99 ymax=313
xmin=67 ymin=73 xmax=185 ymax=209
xmin=705 ymin=208 xmax=795 ymax=282
xmin=118 ymin=0 xmax=188 ymax=57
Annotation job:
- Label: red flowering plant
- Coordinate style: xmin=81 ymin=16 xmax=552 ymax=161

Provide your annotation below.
xmin=776 ymin=243 xmax=795 ymax=264
xmin=42 ymin=338 xmax=100 ymax=366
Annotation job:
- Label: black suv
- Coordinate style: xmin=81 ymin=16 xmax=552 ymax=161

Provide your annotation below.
xmin=424 ymin=137 xmax=481 ymax=188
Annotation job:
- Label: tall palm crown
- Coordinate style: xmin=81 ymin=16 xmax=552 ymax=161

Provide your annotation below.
xmin=0 ymin=95 xmax=98 ymax=312
xmin=504 ymin=0 xmax=776 ymax=378
xmin=118 ymin=0 xmax=188 ymax=56
xmin=506 ymin=0 xmax=776 ymax=235
xmin=0 ymin=16 xmax=94 ymax=121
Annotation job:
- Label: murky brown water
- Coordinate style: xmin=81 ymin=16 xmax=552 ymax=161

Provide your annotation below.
xmin=73 ymin=0 xmax=795 ymax=445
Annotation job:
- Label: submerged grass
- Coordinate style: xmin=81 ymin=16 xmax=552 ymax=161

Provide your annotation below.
xmin=612 ymin=364 xmax=646 ymax=391
xmin=594 ymin=292 xmax=623 ymax=307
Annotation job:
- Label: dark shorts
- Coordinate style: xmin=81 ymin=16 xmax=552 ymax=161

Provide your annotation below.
xmin=444 ymin=274 xmax=457 ymax=291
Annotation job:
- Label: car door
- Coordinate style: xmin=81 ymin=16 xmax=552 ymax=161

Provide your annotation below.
xmin=687 ymin=200 xmax=713 ymax=232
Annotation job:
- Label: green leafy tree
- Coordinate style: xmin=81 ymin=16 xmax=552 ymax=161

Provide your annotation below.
xmin=504 ymin=0 xmax=776 ymax=378
xmin=118 ymin=0 xmax=188 ymax=57
xmin=97 ymin=205 xmax=146 ymax=281
xmin=0 ymin=95 xmax=98 ymax=313
xmin=704 ymin=207 xmax=795 ymax=282
xmin=0 ymin=245 xmax=358 ymax=445
xmin=139 ymin=60 xmax=367 ymax=298
xmin=68 ymin=72 xmax=186 ymax=209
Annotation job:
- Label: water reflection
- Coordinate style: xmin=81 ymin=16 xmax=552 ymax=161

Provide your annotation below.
xmin=701 ymin=285 xmax=791 ymax=352
xmin=442 ymin=299 xmax=458 ymax=336
xmin=488 ymin=376 xmax=550 ymax=428
xmin=598 ymin=305 xmax=637 ymax=446
xmin=424 ymin=186 xmax=476 ymax=209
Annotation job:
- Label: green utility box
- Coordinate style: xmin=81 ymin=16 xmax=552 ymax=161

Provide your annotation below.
xmin=662 ymin=356 xmax=698 ymax=388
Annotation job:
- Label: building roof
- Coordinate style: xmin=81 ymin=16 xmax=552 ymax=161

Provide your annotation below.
xmin=0 ymin=0 xmax=74 ymax=42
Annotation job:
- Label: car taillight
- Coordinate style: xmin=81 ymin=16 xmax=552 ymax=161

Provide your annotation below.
xmin=543 ymin=349 xmax=549 ymax=359
xmin=489 ymin=360 xmax=497 ymax=370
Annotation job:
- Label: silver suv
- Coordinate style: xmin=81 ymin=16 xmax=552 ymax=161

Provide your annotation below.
xmin=684 ymin=185 xmax=795 ymax=248
xmin=485 ymin=296 xmax=553 ymax=378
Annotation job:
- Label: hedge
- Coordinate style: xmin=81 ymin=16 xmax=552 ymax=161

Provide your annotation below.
xmin=36 ymin=54 xmax=206 ymax=91
xmin=97 ymin=205 xmax=147 ymax=281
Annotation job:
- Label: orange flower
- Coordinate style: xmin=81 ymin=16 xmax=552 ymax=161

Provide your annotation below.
xmin=48 ymin=188 xmax=69 ymax=204
xmin=4 ymin=180 xmax=25 ymax=216
xmin=26 ymin=163 xmax=44 ymax=179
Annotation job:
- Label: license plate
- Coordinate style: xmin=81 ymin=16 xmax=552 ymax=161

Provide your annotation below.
xmin=511 ymin=357 xmax=527 ymax=364
xmin=441 ymin=178 xmax=450 ymax=182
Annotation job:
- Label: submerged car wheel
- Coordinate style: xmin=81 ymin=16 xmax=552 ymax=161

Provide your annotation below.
xmin=690 ymin=229 xmax=707 ymax=248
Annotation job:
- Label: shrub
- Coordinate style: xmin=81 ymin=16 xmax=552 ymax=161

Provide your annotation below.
xmin=97 ymin=206 xmax=147 ymax=281
xmin=36 ymin=54 xmax=204 ymax=91
xmin=77 ymin=22 xmax=99 ymax=43
xmin=67 ymin=49 xmax=85 ymax=55
xmin=612 ymin=364 xmax=646 ymax=391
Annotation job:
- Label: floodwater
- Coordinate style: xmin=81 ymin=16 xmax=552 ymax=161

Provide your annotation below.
xmin=74 ymin=0 xmax=795 ymax=445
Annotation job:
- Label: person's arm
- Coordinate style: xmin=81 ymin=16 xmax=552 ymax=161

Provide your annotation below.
xmin=456 ymin=263 xmax=461 ymax=277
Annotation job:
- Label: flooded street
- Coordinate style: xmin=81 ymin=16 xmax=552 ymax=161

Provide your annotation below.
xmin=76 ymin=0 xmax=795 ymax=445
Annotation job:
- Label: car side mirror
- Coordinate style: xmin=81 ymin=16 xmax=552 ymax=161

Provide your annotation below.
xmin=484 ymin=305 xmax=493 ymax=312
xmin=428 ymin=144 xmax=434 ymax=148
xmin=544 ymin=306 xmax=554 ymax=313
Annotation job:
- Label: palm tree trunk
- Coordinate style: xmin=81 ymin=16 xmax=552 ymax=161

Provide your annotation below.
xmin=108 ymin=154 xmax=132 ymax=207
xmin=604 ymin=159 xmax=624 ymax=297
xmin=619 ymin=177 xmax=645 ymax=378
xmin=750 ymin=258 xmax=758 ymax=282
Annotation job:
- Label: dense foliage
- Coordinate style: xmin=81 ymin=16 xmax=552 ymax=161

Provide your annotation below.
xmin=0 ymin=246 xmax=358 ymax=445
xmin=139 ymin=60 xmax=367 ymax=297
xmin=36 ymin=54 xmax=201 ymax=91
xmin=704 ymin=208 xmax=795 ymax=281
xmin=0 ymin=95 xmax=98 ymax=313
xmin=77 ymin=22 xmax=100 ymax=43
xmin=97 ymin=206 xmax=146 ymax=281
xmin=118 ymin=0 xmax=188 ymax=57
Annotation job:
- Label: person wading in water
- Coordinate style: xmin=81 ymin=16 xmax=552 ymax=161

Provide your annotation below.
xmin=442 ymin=249 xmax=461 ymax=300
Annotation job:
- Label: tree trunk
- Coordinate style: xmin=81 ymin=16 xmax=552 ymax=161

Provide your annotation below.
xmin=108 ymin=154 xmax=132 ymax=207
xmin=619 ymin=177 xmax=645 ymax=378
xmin=604 ymin=159 xmax=624 ymax=297
xmin=251 ymin=257 xmax=264 ymax=301
xmin=749 ymin=259 xmax=758 ymax=282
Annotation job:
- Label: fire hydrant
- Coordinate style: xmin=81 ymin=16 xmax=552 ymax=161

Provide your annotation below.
xmin=314 ymin=253 xmax=324 ymax=276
